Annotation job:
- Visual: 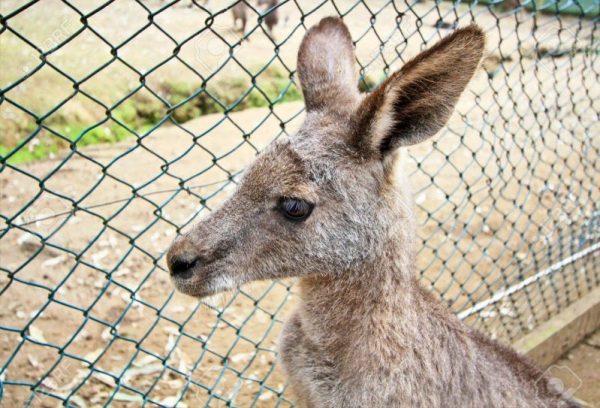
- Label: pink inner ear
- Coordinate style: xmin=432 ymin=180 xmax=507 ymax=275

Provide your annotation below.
xmin=352 ymin=26 xmax=485 ymax=157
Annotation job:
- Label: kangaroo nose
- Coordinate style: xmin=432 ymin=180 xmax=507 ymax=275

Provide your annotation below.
xmin=168 ymin=256 xmax=199 ymax=279
xmin=166 ymin=236 xmax=202 ymax=279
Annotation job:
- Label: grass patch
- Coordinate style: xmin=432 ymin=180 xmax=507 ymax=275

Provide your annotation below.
xmin=163 ymin=67 xmax=303 ymax=123
xmin=1 ymin=67 xmax=303 ymax=165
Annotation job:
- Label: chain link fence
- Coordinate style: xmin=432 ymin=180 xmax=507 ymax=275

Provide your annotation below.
xmin=0 ymin=0 xmax=598 ymax=406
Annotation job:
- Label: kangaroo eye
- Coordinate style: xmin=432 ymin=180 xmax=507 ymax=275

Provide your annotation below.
xmin=279 ymin=198 xmax=314 ymax=222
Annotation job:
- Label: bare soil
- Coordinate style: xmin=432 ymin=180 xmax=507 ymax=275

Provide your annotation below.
xmin=552 ymin=330 xmax=600 ymax=407
xmin=0 ymin=0 xmax=598 ymax=407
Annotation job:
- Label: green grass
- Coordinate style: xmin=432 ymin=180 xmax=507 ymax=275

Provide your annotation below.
xmin=1 ymin=68 xmax=303 ymax=165
xmin=0 ymin=143 xmax=59 ymax=164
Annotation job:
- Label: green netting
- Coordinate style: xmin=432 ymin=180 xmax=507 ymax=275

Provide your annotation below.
xmin=467 ymin=0 xmax=599 ymax=16
xmin=0 ymin=0 xmax=598 ymax=406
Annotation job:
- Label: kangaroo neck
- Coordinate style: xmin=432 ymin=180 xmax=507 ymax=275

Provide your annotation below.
xmin=298 ymin=237 xmax=418 ymax=323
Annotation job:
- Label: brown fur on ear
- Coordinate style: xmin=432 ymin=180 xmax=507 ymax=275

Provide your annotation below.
xmin=354 ymin=25 xmax=485 ymax=156
xmin=297 ymin=17 xmax=360 ymax=112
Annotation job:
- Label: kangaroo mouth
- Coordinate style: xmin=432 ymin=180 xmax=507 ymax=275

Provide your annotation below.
xmin=171 ymin=270 xmax=213 ymax=298
xmin=170 ymin=260 xmax=236 ymax=298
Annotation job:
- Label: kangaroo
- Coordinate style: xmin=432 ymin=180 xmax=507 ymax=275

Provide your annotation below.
xmin=231 ymin=2 xmax=248 ymax=34
xmin=258 ymin=0 xmax=279 ymax=36
xmin=166 ymin=17 xmax=580 ymax=408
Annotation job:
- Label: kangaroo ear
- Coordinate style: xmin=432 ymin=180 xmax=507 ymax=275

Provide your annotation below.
xmin=297 ymin=17 xmax=360 ymax=112
xmin=355 ymin=25 xmax=485 ymax=157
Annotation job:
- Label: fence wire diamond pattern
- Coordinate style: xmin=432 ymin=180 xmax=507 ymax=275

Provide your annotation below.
xmin=0 ymin=0 xmax=598 ymax=406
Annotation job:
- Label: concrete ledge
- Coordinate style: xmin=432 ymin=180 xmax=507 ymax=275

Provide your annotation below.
xmin=513 ymin=286 xmax=600 ymax=369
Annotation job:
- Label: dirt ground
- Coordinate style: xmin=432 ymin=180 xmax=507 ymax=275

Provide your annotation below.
xmin=552 ymin=330 xmax=600 ymax=407
xmin=0 ymin=0 xmax=599 ymax=407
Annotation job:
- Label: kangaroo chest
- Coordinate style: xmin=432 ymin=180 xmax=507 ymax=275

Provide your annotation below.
xmin=277 ymin=305 xmax=553 ymax=408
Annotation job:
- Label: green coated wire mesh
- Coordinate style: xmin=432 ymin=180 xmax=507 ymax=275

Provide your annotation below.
xmin=0 ymin=0 xmax=598 ymax=406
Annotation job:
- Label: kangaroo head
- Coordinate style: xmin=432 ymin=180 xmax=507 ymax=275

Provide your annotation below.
xmin=166 ymin=17 xmax=484 ymax=297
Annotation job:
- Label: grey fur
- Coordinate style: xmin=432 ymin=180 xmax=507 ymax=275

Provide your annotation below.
xmin=167 ymin=17 xmax=579 ymax=408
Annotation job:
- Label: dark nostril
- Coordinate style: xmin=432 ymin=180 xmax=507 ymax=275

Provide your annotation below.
xmin=168 ymin=256 xmax=200 ymax=279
